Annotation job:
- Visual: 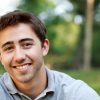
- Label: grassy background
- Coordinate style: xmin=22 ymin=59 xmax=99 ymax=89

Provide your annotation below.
xmin=0 ymin=66 xmax=100 ymax=95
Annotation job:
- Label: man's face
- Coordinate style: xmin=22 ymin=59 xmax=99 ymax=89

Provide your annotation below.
xmin=0 ymin=23 xmax=49 ymax=84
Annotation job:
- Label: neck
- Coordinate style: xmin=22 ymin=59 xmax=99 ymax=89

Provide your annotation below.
xmin=14 ymin=67 xmax=47 ymax=99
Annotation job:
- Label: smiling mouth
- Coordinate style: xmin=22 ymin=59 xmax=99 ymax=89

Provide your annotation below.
xmin=13 ymin=63 xmax=32 ymax=69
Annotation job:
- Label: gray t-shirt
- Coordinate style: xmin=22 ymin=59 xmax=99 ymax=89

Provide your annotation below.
xmin=0 ymin=68 xmax=100 ymax=100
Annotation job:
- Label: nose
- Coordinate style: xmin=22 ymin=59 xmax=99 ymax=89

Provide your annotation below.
xmin=13 ymin=47 xmax=25 ymax=63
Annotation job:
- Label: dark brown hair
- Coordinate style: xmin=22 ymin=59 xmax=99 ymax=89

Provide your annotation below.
xmin=0 ymin=10 xmax=47 ymax=44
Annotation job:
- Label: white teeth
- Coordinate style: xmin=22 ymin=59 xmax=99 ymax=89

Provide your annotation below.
xmin=16 ymin=64 xmax=28 ymax=70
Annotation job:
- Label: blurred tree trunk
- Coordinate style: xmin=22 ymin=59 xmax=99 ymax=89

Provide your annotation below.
xmin=83 ymin=0 xmax=95 ymax=70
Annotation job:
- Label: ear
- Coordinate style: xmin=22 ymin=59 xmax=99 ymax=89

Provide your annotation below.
xmin=42 ymin=39 xmax=49 ymax=56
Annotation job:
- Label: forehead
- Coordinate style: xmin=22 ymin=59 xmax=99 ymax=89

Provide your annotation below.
xmin=0 ymin=23 xmax=40 ymax=46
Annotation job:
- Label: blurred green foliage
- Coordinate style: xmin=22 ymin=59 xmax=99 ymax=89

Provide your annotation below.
xmin=69 ymin=0 xmax=100 ymax=68
xmin=92 ymin=32 xmax=100 ymax=67
xmin=0 ymin=63 xmax=5 ymax=74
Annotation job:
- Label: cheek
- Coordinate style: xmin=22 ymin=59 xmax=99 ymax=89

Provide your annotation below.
xmin=0 ymin=53 xmax=13 ymax=66
xmin=26 ymin=48 xmax=43 ymax=60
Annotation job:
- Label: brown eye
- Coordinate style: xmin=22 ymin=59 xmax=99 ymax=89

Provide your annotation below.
xmin=3 ymin=46 xmax=14 ymax=53
xmin=22 ymin=43 xmax=33 ymax=49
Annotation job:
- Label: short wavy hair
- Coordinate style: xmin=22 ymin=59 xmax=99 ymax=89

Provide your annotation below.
xmin=0 ymin=10 xmax=47 ymax=44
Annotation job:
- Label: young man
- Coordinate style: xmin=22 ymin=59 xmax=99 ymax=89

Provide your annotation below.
xmin=0 ymin=10 xmax=99 ymax=100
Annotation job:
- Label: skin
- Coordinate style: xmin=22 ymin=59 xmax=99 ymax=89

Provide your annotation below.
xmin=0 ymin=23 xmax=49 ymax=99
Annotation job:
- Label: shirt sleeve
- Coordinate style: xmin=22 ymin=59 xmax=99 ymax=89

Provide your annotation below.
xmin=0 ymin=86 xmax=8 ymax=100
xmin=0 ymin=80 xmax=14 ymax=100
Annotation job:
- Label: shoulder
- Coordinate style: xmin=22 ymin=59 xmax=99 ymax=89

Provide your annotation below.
xmin=0 ymin=73 xmax=10 ymax=99
xmin=0 ymin=73 xmax=8 ymax=91
xmin=48 ymin=69 xmax=76 ymax=85
xmin=72 ymin=80 xmax=100 ymax=100
xmin=47 ymin=69 xmax=100 ymax=100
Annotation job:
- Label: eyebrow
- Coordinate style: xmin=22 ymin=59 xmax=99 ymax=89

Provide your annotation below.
xmin=1 ymin=38 xmax=34 ymax=49
xmin=19 ymin=38 xmax=34 ymax=43
xmin=1 ymin=41 xmax=13 ymax=49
